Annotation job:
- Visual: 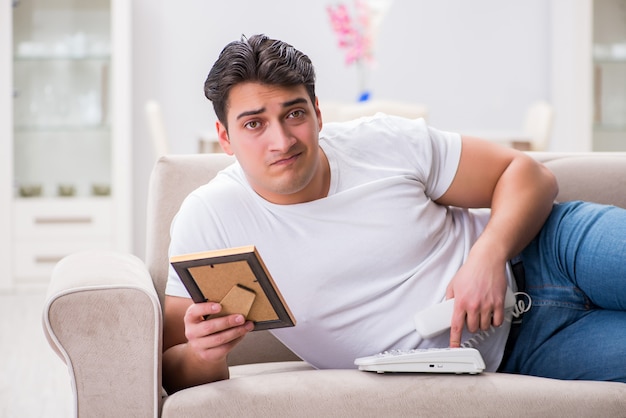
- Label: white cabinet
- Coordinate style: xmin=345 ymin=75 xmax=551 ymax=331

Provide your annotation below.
xmin=0 ymin=0 xmax=131 ymax=288
xmin=550 ymin=0 xmax=626 ymax=152
xmin=592 ymin=0 xmax=626 ymax=151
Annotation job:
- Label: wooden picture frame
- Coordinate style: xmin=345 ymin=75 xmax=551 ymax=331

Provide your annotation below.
xmin=170 ymin=245 xmax=296 ymax=330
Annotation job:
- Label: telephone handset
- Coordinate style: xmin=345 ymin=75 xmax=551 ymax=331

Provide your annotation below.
xmin=414 ymin=288 xmax=530 ymax=345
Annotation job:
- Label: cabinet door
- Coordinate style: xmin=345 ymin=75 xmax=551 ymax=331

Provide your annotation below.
xmin=592 ymin=0 xmax=626 ymax=151
xmin=13 ymin=0 xmax=113 ymax=198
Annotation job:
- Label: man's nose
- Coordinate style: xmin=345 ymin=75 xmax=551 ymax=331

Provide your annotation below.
xmin=268 ymin=123 xmax=296 ymax=151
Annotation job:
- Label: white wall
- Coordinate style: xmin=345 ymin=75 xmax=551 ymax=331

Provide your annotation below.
xmin=131 ymin=0 xmax=551 ymax=258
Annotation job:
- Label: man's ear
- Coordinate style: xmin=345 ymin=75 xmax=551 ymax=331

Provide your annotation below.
xmin=314 ymin=96 xmax=323 ymax=131
xmin=216 ymin=120 xmax=234 ymax=155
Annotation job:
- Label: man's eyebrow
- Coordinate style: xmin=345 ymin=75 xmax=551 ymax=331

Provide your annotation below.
xmin=235 ymin=97 xmax=308 ymax=120
xmin=236 ymin=108 xmax=265 ymax=120
xmin=282 ymin=97 xmax=308 ymax=108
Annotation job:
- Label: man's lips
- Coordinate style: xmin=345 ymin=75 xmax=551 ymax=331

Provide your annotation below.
xmin=270 ymin=152 xmax=302 ymax=166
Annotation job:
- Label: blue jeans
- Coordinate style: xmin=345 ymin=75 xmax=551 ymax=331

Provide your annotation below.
xmin=499 ymin=201 xmax=626 ymax=382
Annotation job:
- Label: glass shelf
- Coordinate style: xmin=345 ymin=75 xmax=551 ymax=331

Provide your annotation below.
xmin=15 ymin=194 xmax=113 ymax=201
xmin=13 ymin=129 xmax=112 ymax=199
xmin=14 ymin=54 xmax=110 ymax=62
xmin=593 ymin=123 xmax=626 ymax=131
xmin=594 ymin=58 xmax=626 ymax=64
xmin=14 ymin=124 xmax=111 ymax=133
xmin=13 ymin=58 xmax=110 ymax=130
xmin=593 ymin=42 xmax=626 ymax=62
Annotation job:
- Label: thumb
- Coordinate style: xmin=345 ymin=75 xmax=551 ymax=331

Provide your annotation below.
xmin=445 ymin=283 xmax=455 ymax=301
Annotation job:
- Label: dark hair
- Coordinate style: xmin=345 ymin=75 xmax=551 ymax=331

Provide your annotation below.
xmin=204 ymin=34 xmax=317 ymax=127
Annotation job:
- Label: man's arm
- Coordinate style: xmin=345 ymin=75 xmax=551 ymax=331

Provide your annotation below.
xmin=162 ymin=295 xmax=254 ymax=393
xmin=435 ymin=136 xmax=558 ymax=347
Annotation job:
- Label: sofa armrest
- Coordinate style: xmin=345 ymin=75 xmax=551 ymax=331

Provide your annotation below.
xmin=43 ymin=250 xmax=163 ymax=418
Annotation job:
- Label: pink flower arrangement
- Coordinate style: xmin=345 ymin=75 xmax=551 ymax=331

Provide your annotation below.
xmin=327 ymin=0 xmax=393 ymax=101
xmin=327 ymin=0 xmax=374 ymax=66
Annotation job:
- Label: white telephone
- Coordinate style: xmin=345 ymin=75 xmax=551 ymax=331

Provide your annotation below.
xmin=354 ymin=288 xmax=530 ymax=374
xmin=413 ymin=287 xmax=518 ymax=339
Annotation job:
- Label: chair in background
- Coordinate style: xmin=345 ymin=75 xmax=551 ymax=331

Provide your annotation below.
xmin=145 ymin=100 xmax=170 ymax=158
xmin=198 ymin=130 xmax=223 ymax=153
xmin=320 ymin=99 xmax=429 ymax=123
xmin=522 ymin=100 xmax=555 ymax=151
xmin=463 ymin=100 xmax=555 ymax=151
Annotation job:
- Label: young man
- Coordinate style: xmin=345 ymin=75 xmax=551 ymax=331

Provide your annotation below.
xmin=162 ymin=34 xmax=626 ymax=393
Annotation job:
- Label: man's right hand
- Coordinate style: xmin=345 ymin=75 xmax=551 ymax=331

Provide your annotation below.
xmin=184 ymin=301 xmax=255 ymax=363
xmin=162 ymin=296 xmax=254 ymax=393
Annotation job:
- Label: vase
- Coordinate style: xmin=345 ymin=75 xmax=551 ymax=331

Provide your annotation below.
xmin=356 ymin=60 xmax=371 ymax=102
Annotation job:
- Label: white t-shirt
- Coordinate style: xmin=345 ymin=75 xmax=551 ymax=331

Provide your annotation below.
xmin=166 ymin=114 xmax=514 ymax=371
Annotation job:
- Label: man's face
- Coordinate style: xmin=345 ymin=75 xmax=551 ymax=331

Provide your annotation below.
xmin=216 ymin=82 xmax=327 ymax=205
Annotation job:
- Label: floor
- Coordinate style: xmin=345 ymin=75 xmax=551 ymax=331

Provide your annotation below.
xmin=0 ymin=288 xmax=73 ymax=418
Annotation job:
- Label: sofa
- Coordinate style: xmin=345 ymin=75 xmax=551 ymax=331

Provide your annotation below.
xmin=43 ymin=151 xmax=626 ymax=417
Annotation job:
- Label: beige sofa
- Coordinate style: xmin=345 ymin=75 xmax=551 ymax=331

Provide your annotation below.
xmin=43 ymin=152 xmax=626 ymax=417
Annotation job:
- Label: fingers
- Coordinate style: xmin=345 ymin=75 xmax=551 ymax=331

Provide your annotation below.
xmin=449 ymin=300 xmax=505 ymax=348
xmin=185 ymin=300 xmax=220 ymax=326
xmin=491 ymin=305 xmax=505 ymax=328
xmin=184 ymin=302 xmax=254 ymax=361
xmin=449 ymin=306 xmax=464 ymax=348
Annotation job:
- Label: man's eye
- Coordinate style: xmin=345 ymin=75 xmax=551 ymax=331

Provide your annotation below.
xmin=288 ymin=110 xmax=304 ymax=119
xmin=245 ymin=120 xmax=260 ymax=129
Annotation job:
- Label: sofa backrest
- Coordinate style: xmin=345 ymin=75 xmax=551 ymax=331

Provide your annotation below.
xmin=145 ymin=153 xmax=236 ymax=306
xmin=530 ymin=152 xmax=626 ymax=208
xmin=145 ymin=151 xmax=626 ymax=365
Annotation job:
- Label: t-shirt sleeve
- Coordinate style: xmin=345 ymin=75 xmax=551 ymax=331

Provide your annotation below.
xmin=165 ymin=197 xmax=201 ymax=297
xmin=423 ymin=125 xmax=462 ymax=200
xmin=372 ymin=115 xmax=462 ymax=201
xmin=165 ymin=267 xmax=190 ymax=297
xmin=321 ymin=114 xmax=462 ymax=201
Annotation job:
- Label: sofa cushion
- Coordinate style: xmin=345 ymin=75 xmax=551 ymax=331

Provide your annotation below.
xmin=161 ymin=362 xmax=626 ymax=417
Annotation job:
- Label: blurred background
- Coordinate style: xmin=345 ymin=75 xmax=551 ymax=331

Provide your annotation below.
xmin=4 ymin=0 xmax=625 ymax=265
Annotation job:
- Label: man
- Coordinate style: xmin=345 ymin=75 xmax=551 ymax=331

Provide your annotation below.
xmin=162 ymin=34 xmax=626 ymax=393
